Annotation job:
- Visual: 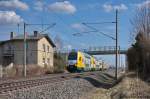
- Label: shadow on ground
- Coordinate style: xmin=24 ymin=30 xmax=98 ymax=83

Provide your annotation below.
xmin=75 ymin=73 xmax=123 ymax=89
xmin=83 ymin=77 xmax=113 ymax=89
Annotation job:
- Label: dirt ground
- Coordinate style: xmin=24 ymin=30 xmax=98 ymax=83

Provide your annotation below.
xmin=80 ymin=72 xmax=150 ymax=99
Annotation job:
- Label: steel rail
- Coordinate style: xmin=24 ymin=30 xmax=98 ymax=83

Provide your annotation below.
xmin=0 ymin=72 xmax=93 ymax=94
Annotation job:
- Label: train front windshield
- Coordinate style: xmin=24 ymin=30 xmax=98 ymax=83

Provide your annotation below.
xmin=68 ymin=52 xmax=77 ymax=60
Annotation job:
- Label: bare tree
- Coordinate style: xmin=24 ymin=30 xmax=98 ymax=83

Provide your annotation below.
xmin=128 ymin=2 xmax=150 ymax=79
xmin=131 ymin=4 xmax=150 ymax=38
xmin=54 ymin=35 xmax=63 ymax=51
xmin=53 ymin=35 xmax=66 ymax=72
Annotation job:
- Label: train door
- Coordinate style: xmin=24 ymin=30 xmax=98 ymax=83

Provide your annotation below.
xmin=84 ymin=55 xmax=91 ymax=71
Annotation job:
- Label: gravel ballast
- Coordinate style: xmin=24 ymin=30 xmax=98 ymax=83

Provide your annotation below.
xmin=0 ymin=71 xmax=121 ymax=99
xmin=0 ymin=79 xmax=95 ymax=99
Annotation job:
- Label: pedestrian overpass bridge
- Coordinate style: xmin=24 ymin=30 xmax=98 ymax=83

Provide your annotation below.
xmin=57 ymin=46 xmax=127 ymax=55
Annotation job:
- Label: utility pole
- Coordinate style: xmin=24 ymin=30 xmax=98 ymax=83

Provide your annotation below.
xmin=23 ymin=22 xmax=27 ymax=77
xmin=115 ymin=9 xmax=118 ymax=80
xmin=22 ymin=23 xmax=56 ymax=77
xmin=0 ymin=65 xmax=2 ymax=78
xmin=73 ymin=10 xmax=119 ymax=79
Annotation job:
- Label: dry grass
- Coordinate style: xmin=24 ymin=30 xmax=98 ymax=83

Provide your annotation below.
xmin=80 ymin=73 xmax=150 ymax=99
xmin=2 ymin=64 xmax=53 ymax=77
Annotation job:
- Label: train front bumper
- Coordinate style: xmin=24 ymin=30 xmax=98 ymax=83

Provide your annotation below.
xmin=67 ymin=65 xmax=77 ymax=72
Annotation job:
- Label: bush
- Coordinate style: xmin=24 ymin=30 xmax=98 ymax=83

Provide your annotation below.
xmin=3 ymin=66 xmax=16 ymax=77
xmin=53 ymin=53 xmax=66 ymax=73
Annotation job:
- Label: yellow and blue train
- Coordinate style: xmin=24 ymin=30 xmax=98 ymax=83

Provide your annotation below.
xmin=67 ymin=51 xmax=107 ymax=72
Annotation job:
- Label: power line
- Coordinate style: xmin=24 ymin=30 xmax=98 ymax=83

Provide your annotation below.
xmin=73 ymin=23 xmax=116 ymax=40
xmin=72 ymin=30 xmax=97 ymax=36
xmin=26 ymin=23 xmax=52 ymax=26
xmin=83 ymin=22 xmax=116 ymax=24
xmin=52 ymin=13 xmax=79 ymax=33
xmin=39 ymin=23 xmax=56 ymax=33
xmin=25 ymin=23 xmax=56 ymax=34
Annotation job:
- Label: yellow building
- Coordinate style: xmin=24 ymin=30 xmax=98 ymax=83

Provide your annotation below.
xmin=0 ymin=31 xmax=55 ymax=74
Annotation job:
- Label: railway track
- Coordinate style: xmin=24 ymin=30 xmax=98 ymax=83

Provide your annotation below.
xmin=0 ymin=72 xmax=93 ymax=94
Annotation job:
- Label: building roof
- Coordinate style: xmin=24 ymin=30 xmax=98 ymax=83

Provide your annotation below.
xmin=0 ymin=33 xmax=56 ymax=47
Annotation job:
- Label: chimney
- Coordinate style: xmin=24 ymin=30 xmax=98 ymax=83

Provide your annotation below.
xmin=10 ymin=32 xmax=14 ymax=39
xmin=34 ymin=31 xmax=38 ymax=37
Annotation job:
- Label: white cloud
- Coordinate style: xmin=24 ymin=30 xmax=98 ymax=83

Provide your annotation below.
xmin=0 ymin=0 xmax=28 ymax=10
xmin=48 ymin=1 xmax=76 ymax=14
xmin=103 ymin=4 xmax=113 ymax=12
xmin=0 ymin=11 xmax=23 ymax=25
xmin=114 ymin=4 xmax=128 ymax=10
xmin=103 ymin=3 xmax=128 ymax=12
xmin=135 ymin=1 xmax=150 ymax=8
xmin=34 ymin=1 xmax=44 ymax=11
xmin=71 ymin=23 xmax=86 ymax=31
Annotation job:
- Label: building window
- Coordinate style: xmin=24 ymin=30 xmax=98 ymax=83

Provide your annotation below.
xmin=47 ymin=58 xmax=50 ymax=65
xmin=43 ymin=58 xmax=45 ymax=64
xmin=43 ymin=44 xmax=46 ymax=52
xmin=47 ymin=46 xmax=49 ymax=52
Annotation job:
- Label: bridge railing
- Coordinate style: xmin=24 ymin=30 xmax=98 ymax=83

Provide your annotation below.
xmin=55 ymin=46 xmax=127 ymax=54
xmin=82 ymin=46 xmax=126 ymax=52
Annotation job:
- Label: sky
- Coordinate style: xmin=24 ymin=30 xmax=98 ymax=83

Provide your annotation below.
xmin=0 ymin=0 xmax=148 ymax=66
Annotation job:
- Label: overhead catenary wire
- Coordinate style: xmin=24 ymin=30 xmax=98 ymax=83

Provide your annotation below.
xmin=49 ymin=10 xmax=82 ymax=45
xmin=50 ymin=4 xmax=92 ymax=36
xmin=81 ymin=23 xmax=116 ymax=40
xmin=24 ymin=23 xmax=56 ymax=34
xmin=50 ymin=11 xmax=79 ymax=34
xmin=69 ymin=8 xmax=117 ymax=38
xmin=72 ymin=30 xmax=97 ymax=36
xmin=39 ymin=23 xmax=56 ymax=33
xmin=83 ymin=22 xmax=116 ymax=24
